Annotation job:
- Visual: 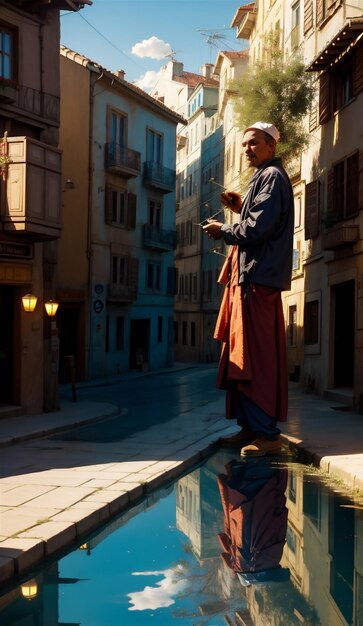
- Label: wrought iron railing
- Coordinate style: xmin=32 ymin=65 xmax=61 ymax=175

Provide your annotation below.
xmin=105 ymin=142 xmax=141 ymax=172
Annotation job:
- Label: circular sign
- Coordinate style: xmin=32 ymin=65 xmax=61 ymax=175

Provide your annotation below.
xmin=93 ymin=299 xmax=104 ymax=314
xmin=94 ymin=284 xmax=104 ymax=295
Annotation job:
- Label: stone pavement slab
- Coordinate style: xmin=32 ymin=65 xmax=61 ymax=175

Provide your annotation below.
xmin=0 ymin=379 xmax=362 ymax=589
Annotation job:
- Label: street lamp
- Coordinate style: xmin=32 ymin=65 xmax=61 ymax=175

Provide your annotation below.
xmin=21 ymin=578 xmax=38 ymax=600
xmin=22 ymin=293 xmax=37 ymax=312
xmin=44 ymin=300 xmax=59 ymax=317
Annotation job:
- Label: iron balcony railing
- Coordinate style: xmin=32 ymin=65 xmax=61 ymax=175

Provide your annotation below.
xmin=143 ymin=161 xmax=176 ymax=193
xmin=105 ymin=142 xmax=141 ymax=175
xmin=0 ymin=83 xmax=61 ymax=125
xmin=142 ymin=224 xmax=177 ymax=251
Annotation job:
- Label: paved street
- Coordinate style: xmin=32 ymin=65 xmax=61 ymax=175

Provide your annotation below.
xmin=0 ymin=363 xmax=362 ymax=589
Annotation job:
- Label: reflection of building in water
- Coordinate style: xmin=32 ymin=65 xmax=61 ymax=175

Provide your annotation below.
xmin=176 ymin=449 xmax=231 ymax=559
xmin=300 ymin=477 xmax=362 ymax=626
xmin=282 ymin=466 xmax=307 ymax=593
xmin=0 ymin=562 xmax=79 ymax=626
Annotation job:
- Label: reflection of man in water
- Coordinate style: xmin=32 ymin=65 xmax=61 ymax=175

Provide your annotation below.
xmin=217 ymin=459 xmax=321 ymax=626
xmin=217 ymin=459 xmax=288 ymax=580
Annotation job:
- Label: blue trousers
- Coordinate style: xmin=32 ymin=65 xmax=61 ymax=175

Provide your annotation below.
xmin=234 ymin=392 xmax=280 ymax=439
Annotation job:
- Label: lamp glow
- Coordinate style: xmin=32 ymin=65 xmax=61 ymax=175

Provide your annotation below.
xmin=21 ymin=579 xmax=38 ymax=600
xmin=44 ymin=300 xmax=59 ymax=317
xmin=22 ymin=293 xmax=37 ymax=312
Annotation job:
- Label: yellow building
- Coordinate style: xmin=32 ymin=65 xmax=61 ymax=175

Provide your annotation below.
xmin=0 ymin=0 xmax=89 ymax=414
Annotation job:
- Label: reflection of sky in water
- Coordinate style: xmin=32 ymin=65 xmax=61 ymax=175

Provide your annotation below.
xmin=2 ymin=450 xmax=357 ymax=626
xmin=58 ymin=492 xmax=226 ymax=626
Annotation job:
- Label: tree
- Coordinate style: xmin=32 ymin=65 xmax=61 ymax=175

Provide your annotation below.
xmin=231 ymin=33 xmax=315 ymax=168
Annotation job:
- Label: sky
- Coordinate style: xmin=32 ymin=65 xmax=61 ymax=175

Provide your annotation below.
xmin=60 ymin=0 xmax=249 ymax=91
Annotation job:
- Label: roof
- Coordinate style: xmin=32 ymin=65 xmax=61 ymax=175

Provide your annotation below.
xmin=230 ymin=3 xmax=256 ymax=28
xmin=306 ymin=18 xmax=363 ymax=72
xmin=173 ymin=71 xmax=219 ymax=88
xmin=213 ymin=49 xmax=249 ymax=75
xmin=60 ymin=46 xmax=186 ymax=125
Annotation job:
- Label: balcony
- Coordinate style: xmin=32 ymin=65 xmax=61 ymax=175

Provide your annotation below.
xmin=143 ymin=161 xmax=176 ymax=194
xmin=0 ymin=82 xmax=60 ymax=125
xmin=0 ymin=136 xmax=62 ymax=241
xmin=143 ymin=225 xmax=177 ymax=252
xmin=107 ymin=283 xmax=137 ymax=303
xmin=322 ymin=225 xmax=359 ymax=250
xmin=105 ymin=143 xmax=141 ymax=178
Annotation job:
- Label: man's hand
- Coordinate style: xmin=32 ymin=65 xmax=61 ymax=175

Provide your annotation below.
xmin=202 ymin=219 xmax=223 ymax=240
xmin=220 ymin=191 xmax=242 ymax=214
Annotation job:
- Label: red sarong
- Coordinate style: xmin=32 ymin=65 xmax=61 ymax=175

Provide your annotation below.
xmin=214 ymin=247 xmax=288 ymax=421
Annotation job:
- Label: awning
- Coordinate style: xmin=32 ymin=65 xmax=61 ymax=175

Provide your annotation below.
xmin=306 ymin=17 xmax=363 ymax=72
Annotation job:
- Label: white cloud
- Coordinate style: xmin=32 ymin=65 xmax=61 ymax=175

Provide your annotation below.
xmin=127 ymin=568 xmax=187 ymax=611
xmin=132 ymin=36 xmax=172 ymax=60
xmin=133 ymin=70 xmax=160 ymax=92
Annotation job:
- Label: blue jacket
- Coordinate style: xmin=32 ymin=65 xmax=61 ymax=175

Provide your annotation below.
xmin=220 ymin=157 xmax=294 ymax=291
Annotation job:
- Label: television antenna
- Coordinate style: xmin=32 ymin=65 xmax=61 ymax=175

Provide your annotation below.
xmin=164 ymin=49 xmax=182 ymax=62
xmin=198 ymin=28 xmax=237 ymax=61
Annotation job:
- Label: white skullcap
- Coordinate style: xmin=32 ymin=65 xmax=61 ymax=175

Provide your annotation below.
xmin=244 ymin=121 xmax=280 ymax=142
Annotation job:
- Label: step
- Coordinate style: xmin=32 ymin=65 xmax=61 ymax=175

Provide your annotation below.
xmin=0 ymin=405 xmax=25 ymax=420
xmin=323 ymin=387 xmax=353 ymax=408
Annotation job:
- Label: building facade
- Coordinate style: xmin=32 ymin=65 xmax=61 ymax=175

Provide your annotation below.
xmin=58 ymin=48 xmax=184 ymax=380
xmin=0 ymin=0 xmax=88 ymax=414
xmin=231 ymin=0 xmax=363 ymax=410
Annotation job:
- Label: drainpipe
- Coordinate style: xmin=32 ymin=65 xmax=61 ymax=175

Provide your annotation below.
xmin=86 ymin=68 xmax=103 ymax=379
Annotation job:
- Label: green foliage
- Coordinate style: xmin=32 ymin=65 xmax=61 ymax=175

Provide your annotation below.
xmin=231 ymin=32 xmax=315 ymax=166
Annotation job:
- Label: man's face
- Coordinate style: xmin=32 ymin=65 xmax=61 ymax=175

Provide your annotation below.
xmin=242 ymin=129 xmax=276 ymax=168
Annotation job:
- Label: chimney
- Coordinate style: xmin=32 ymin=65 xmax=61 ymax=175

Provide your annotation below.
xmin=201 ymin=64 xmax=213 ymax=79
xmin=116 ymin=69 xmax=125 ymax=80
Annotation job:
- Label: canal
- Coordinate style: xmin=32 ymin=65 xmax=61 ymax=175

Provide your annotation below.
xmin=0 ymin=447 xmax=361 ymax=626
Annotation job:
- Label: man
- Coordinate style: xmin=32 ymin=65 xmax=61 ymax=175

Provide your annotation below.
xmin=203 ymin=121 xmax=294 ymax=457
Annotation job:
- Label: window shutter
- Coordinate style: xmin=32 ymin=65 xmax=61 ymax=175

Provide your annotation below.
xmin=304 ymin=0 xmax=313 ymax=35
xmin=354 ymin=44 xmax=363 ymax=96
xmin=305 ymin=180 xmax=320 ymax=240
xmin=316 ymin=0 xmax=323 ymax=25
xmin=319 ymin=73 xmax=331 ymax=125
xmin=105 ymin=187 xmax=113 ymax=225
xmin=346 ymin=152 xmax=359 ymax=218
xmin=127 ymin=193 xmax=136 ymax=229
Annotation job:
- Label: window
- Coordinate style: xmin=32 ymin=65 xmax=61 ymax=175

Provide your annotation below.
xmin=304 ymin=300 xmax=319 ymax=345
xmin=291 ymin=1 xmax=300 ymax=50
xmin=319 ymin=44 xmax=363 ymax=125
xmin=288 ymin=305 xmax=297 ymax=347
xmin=333 ymin=58 xmax=354 ymax=111
xmin=148 ymin=129 xmax=162 ymax=164
xmin=191 ymin=322 xmax=196 ymax=347
xmin=316 ymin=0 xmax=340 ymax=26
xmin=327 ymin=152 xmax=359 ymax=222
xmin=158 ymin=316 xmax=163 ymax=343
xmin=304 ymin=180 xmax=320 ymax=240
xmin=112 ymin=255 xmax=128 ymax=284
xmin=105 ymin=189 xmax=136 ymax=229
xmin=147 ymin=262 xmax=161 ymax=291
xmin=148 ymin=199 xmax=162 ymax=228
xmin=116 ymin=316 xmax=124 ymax=350
xmin=182 ymin=321 xmax=187 ymax=345
xmin=112 ymin=190 xmax=126 ymax=224
xmin=0 ymin=25 xmax=15 ymax=81
xmin=174 ymin=321 xmax=179 ymax=344
xmin=304 ymin=0 xmax=313 ymax=34
xmin=110 ymin=110 xmax=126 ymax=146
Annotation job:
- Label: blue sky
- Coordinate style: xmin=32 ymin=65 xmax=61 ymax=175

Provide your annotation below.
xmin=60 ymin=0 xmax=248 ymax=90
